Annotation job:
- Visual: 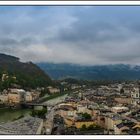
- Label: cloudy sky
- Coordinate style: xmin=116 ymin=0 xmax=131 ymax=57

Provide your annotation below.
xmin=0 ymin=6 xmax=140 ymax=65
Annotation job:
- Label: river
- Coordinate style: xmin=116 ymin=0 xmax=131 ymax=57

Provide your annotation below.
xmin=0 ymin=108 xmax=32 ymax=123
xmin=0 ymin=94 xmax=67 ymax=123
xmin=43 ymin=94 xmax=68 ymax=106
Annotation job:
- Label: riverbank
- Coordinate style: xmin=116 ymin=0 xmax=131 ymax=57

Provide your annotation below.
xmin=38 ymin=91 xmax=70 ymax=103
xmin=43 ymin=94 xmax=68 ymax=106
xmin=0 ymin=91 xmax=70 ymax=123
xmin=0 ymin=108 xmax=32 ymax=123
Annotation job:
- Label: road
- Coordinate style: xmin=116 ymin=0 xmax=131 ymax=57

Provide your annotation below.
xmin=42 ymin=94 xmax=68 ymax=134
xmin=44 ymin=105 xmax=58 ymax=134
xmin=45 ymin=114 xmax=53 ymax=134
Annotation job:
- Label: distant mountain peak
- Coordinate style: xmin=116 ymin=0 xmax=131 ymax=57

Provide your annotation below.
xmin=37 ymin=63 xmax=140 ymax=81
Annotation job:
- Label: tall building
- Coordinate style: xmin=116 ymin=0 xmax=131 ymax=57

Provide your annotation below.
xmin=131 ymin=87 xmax=140 ymax=106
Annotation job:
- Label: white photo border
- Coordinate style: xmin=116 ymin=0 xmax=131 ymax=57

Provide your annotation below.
xmin=0 ymin=1 xmax=139 ymax=139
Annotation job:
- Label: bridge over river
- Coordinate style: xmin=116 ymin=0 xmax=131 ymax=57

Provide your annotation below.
xmin=21 ymin=93 xmax=68 ymax=110
xmin=20 ymin=102 xmax=49 ymax=110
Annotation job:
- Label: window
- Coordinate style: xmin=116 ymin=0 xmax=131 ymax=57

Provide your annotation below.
xmin=136 ymin=94 xmax=139 ymax=98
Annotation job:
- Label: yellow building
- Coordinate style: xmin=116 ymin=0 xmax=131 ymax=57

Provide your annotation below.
xmin=75 ymin=120 xmax=96 ymax=129
xmin=64 ymin=118 xmax=97 ymax=129
xmin=8 ymin=93 xmax=21 ymax=104
xmin=8 ymin=89 xmax=25 ymax=104
xmin=97 ymin=115 xmax=122 ymax=131
xmin=64 ymin=118 xmax=74 ymax=127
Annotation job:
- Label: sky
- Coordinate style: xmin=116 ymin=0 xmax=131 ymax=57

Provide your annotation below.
xmin=1 ymin=6 xmax=140 ymax=65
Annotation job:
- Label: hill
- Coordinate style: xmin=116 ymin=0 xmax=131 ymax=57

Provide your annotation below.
xmin=0 ymin=54 xmax=52 ymax=90
xmin=37 ymin=63 xmax=140 ymax=81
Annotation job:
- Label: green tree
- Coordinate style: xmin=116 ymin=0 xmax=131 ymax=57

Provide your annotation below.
xmin=88 ymin=124 xmax=95 ymax=130
xmin=82 ymin=113 xmax=91 ymax=120
xmin=80 ymin=124 xmax=87 ymax=131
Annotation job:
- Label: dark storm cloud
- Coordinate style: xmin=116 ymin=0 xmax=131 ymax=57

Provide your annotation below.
xmin=56 ymin=22 xmax=127 ymax=44
xmin=1 ymin=6 xmax=140 ymax=65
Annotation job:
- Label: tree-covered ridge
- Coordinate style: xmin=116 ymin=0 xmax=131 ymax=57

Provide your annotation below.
xmin=0 ymin=53 xmax=53 ymax=90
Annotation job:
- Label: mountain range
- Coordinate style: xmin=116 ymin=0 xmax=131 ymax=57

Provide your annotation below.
xmin=37 ymin=63 xmax=140 ymax=81
xmin=1 ymin=53 xmax=140 ymax=85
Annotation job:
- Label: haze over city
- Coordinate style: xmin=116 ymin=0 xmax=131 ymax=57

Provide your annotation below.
xmin=0 ymin=6 xmax=140 ymax=65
